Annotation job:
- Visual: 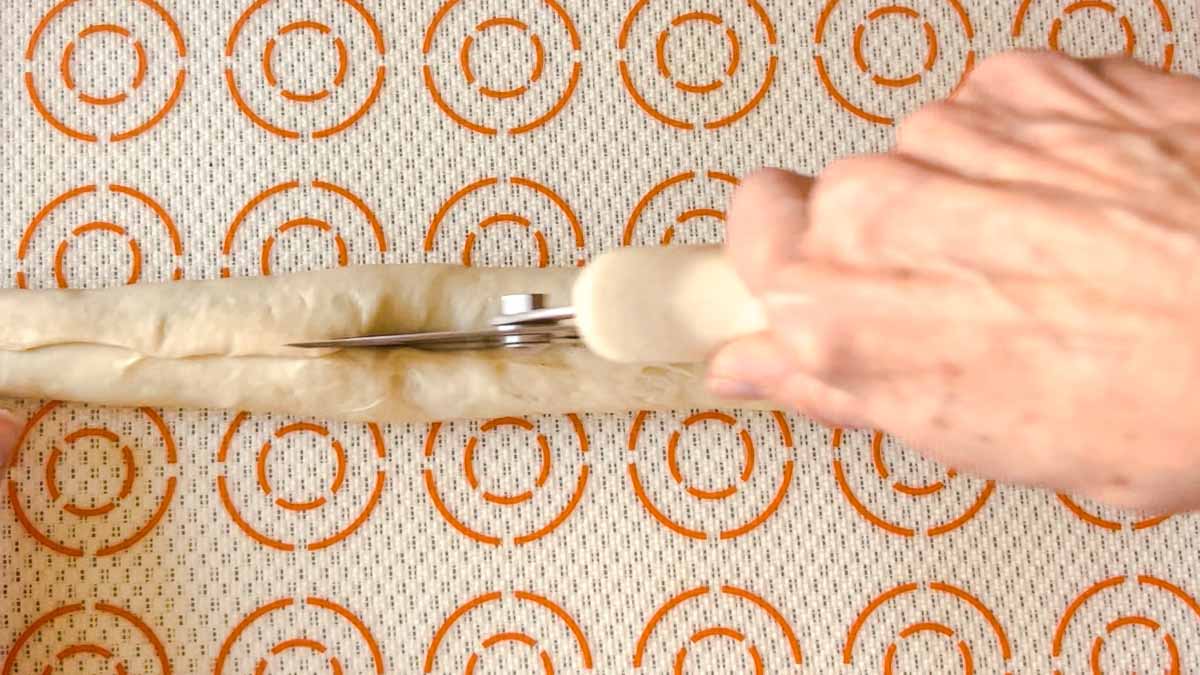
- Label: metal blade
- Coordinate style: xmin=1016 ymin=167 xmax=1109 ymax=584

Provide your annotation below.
xmin=288 ymin=323 xmax=580 ymax=351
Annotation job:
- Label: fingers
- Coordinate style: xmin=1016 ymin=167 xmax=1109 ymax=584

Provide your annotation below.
xmin=0 ymin=409 xmax=22 ymax=471
xmin=895 ymin=99 xmax=1152 ymax=198
xmin=707 ymin=332 xmax=870 ymax=429
xmin=725 ymin=168 xmax=814 ymax=293
xmin=954 ymin=50 xmax=1146 ymax=125
xmin=804 ymin=153 xmax=1165 ymax=289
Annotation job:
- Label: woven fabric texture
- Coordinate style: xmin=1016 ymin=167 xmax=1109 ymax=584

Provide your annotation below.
xmin=2 ymin=0 xmax=1199 ymax=673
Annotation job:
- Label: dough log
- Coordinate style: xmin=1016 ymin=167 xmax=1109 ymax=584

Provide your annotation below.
xmin=0 ymin=265 xmax=753 ymax=423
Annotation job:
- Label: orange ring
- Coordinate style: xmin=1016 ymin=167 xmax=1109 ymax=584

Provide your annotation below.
xmin=423 ymin=414 xmax=590 ymax=546
xmin=1057 ymin=493 xmax=1169 ymax=531
xmin=627 ymin=410 xmax=792 ymax=540
xmin=51 ymin=222 xmax=143 ymax=288
xmin=216 ymin=413 xmax=386 ymax=551
xmin=226 ymin=1 xmax=386 ymax=139
xmin=634 ymin=585 xmax=801 ymax=669
xmin=216 ymin=597 xmax=383 ymax=675
xmin=831 ymin=428 xmax=993 ymax=537
xmin=6 ymin=603 xmax=171 ymax=675
xmin=422 ymin=0 xmax=581 ymax=135
xmin=664 ymin=412 xmax=755 ymax=501
xmin=426 ymin=176 xmax=584 ymax=266
xmin=816 ymin=0 xmax=974 ymax=125
xmin=424 ymin=591 xmax=591 ymax=672
xmin=458 ymin=417 xmax=552 ymax=507
xmin=623 ymin=171 xmax=739 ymax=246
xmin=65 ymin=24 xmax=144 ymax=106
xmin=1013 ymin=0 xmax=1173 ymax=71
xmin=25 ymin=1 xmax=185 ymax=142
xmin=46 ymin=428 xmax=135 ymax=519
xmin=8 ymin=404 xmax=177 ymax=557
xmin=845 ymin=582 xmax=1010 ymax=669
xmin=19 ymin=185 xmax=181 ymax=288
xmin=1052 ymin=575 xmax=1199 ymax=672
xmin=466 ymin=17 xmax=541 ymax=100
xmin=619 ymin=0 xmax=776 ymax=130
xmin=224 ymin=181 xmax=386 ymax=277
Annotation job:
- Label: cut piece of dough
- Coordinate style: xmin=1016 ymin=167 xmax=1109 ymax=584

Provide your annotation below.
xmin=0 ymin=265 xmax=757 ymax=423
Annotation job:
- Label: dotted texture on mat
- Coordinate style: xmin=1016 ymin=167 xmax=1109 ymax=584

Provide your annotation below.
xmin=2 ymin=0 xmax=1199 ymax=673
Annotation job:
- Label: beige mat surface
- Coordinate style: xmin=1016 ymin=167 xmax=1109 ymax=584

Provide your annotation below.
xmin=2 ymin=0 xmax=1199 ymax=672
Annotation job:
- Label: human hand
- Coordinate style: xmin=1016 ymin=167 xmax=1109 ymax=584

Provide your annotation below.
xmin=708 ymin=51 xmax=1200 ymax=513
xmin=0 ymin=409 xmax=22 ymax=473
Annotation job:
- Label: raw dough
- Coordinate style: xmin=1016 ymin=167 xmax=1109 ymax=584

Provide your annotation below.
xmin=0 ymin=265 xmax=750 ymax=423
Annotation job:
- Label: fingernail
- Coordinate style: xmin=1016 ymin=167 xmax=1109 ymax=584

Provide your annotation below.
xmin=0 ymin=410 xmax=21 ymax=470
xmin=707 ymin=377 xmax=766 ymax=401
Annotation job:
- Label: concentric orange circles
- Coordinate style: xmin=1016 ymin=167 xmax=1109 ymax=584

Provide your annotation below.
xmin=618 ymin=0 xmax=777 ymax=131
xmin=423 ymin=590 xmax=592 ymax=672
xmin=225 ymin=0 xmax=386 ymax=140
xmin=626 ymin=410 xmax=794 ymax=541
xmin=422 ymin=0 xmax=582 ymax=135
xmin=623 ymin=171 xmax=739 ymax=247
xmin=633 ymin=585 xmax=802 ymax=670
xmin=215 ymin=597 xmax=384 ymax=674
xmin=423 ymin=415 xmax=590 ymax=547
xmin=843 ymin=581 xmax=1011 ymax=673
xmin=830 ymin=428 xmax=994 ymax=537
xmin=221 ymin=180 xmax=387 ymax=278
xmin=425 ymin=176 xmax=586 ymax=268
xmin=24 ymin=0 xmax=187 ymax=142
xmin=19 ymin=184 xmax=184 ymax=289
xmin=814 ymin=0 xmax=975 ymax=125
xmin=2 ymin=602 xmax=170 ymax=674
xmin=1013 ymin=0 xmax=1174 ymax=71
xmin=1051 ymin=575 xmax=1200 ymax=674
xmin=216 ymin=413 xmax=387 ymax=551
xmin=7 ymin=402 xmax=178 ymax=557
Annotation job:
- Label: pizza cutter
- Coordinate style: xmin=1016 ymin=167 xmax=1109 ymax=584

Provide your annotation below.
xmin=288 ymin=245 xmax=768 ymax=364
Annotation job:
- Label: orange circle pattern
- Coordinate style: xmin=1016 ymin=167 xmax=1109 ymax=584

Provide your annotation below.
xmin=1012 ymin=0 xmax=1175 ymax=71
xmin=618 ymin=0 xmax=778 ymax=130
xmin=3 ymin=602 xmax=171 ymax=675
xmin=831 ymin=428 xmax=994 ymax=537
xmin=815 ymin=0 xmax=975 ymax=126
xmin=626 ymin=410 xmax=794 ymax=541
xmin=216 ymin=413 xmax=387 ymax=552
xmin=422 ymin=0 xmax=582 ymax=135
xmin=634 ymin=585 xmax=803 ymax=670
xmin=843 ymin=581 xmax=1012 ymax=673
xmin=215 ymin=597 xmax=384 ymax=674
xmin=19 ymin=185 xmax=183 ymax=289
xmin=225 ymin=0 xmax=386 ymax=139
xmin=7 ymin=402 xmax=178 ymax=557
xmin=426 ymin=176 xmax=586 ymax=268
xmin=221 ymin=180 xmax=387 ymax=278
xmin=1052 ymin=575 xmax=1200 ymax=674
xmin=623 ymin=170 xmax=739 ymax=246
xmin=423 ymin=415 xmax=590 ymax=546
xmin=424 ymin=590 xmax=593 ymax=672
xmin=24 ymin=0 xmax=186 ymax=142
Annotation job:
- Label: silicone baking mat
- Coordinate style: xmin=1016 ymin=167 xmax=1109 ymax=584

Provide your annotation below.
xmin=2 ymin=0 xmax=1199 ymax=672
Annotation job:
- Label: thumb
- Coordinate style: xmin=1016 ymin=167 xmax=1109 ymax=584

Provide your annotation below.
xmin=709 ymin=334 xmax=871 ymax=429
xmin=707 ymin=332 xmax=794 ymax=401
xmin=725 ymin=168 xmax=813 ymax=293
xmin=0 ymin=410 xmax=22 ymax=471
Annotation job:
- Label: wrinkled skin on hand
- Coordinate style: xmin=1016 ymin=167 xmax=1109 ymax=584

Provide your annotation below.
xmin=709 ymin=51 xmax=1200 ymax=514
